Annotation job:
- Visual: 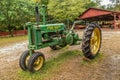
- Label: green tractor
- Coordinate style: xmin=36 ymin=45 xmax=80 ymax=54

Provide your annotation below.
xmin=19 ymin=0 xmax=102 ymax=72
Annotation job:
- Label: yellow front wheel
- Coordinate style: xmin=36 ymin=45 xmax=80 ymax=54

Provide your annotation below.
xmin=28 ymin=52 xmax=45 ymax=72
xmin=82 ymin=23 xmax=102 ymax=59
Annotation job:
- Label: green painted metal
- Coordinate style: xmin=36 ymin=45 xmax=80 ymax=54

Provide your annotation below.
xmin=40 ymin=5 xmax=47 ymax=25
xmin=39 ymin=24 xmax=65 ymax=32
xmin=65 ymin=34 xmax=73 ymax=45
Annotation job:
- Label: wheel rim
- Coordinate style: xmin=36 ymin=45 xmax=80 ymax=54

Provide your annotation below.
xmin=90 ymin=28 xmax=100 ymax=55
xmin=33 ymin=56 xmax=44 ymax=71
xmin=25 ymin=55 xmax=30 ymax=66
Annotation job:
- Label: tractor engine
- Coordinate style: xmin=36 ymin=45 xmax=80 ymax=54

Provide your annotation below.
xmin=26 ymin=22 xmax=80 ymax=50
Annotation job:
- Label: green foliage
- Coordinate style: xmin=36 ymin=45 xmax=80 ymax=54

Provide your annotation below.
xmin=110 ymin=0 xmax=120 ymax=11
xmin=0 ymin=0 xmax=34 ymax=36
xmin=0 ymin=0 xmax=99 ymax=36
xmin=48 ymin=0 xmax=98 ymax=22
xmin=48 ymin=0 xmax=84 ymax=21
xmin=104 ymin=0 xmax=120 ymax=11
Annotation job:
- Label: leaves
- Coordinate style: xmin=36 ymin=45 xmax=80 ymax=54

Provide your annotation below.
xmin=0 ymin=0 xmax=34 ymax=31
xmin=103 ymin=0 xmax=120 ymax=11
xmin=48 ymin=0 xmax=98 ymax=22
xmin=0 ymin=0 xmax=99 ymax=32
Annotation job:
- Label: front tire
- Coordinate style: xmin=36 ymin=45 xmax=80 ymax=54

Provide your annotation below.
xmin=82 ymin=23 xmax=102 ymax=59
xmin=28 ymin=52 xmax=45 ymax=72
xmin=19 ymin=50 xmax=30 ymax=70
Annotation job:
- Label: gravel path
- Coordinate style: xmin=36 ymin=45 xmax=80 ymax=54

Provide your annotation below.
xmin=0 ymin=41 xmax=28 ymax=65
xmin=0 ymin=41 xmax=28 ymax=55
xmin=0 ymin=30 xmax=120 ymax=80
xmin=0 ymin=41 xmax=28 ymax=80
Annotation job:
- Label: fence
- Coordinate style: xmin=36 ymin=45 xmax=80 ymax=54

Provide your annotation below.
xmin=0 ymin=30 xmax=27 ymax=37
xmin=74 ymin=25 xmax=85 ymax=29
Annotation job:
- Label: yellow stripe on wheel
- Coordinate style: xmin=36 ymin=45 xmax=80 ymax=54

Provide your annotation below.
xmin=90 ymin=28 xmax=101 ymax=55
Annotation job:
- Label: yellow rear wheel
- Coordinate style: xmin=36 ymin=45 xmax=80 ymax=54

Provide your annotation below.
xmin=82 ymin=23 xmax=102 ymax=59
xmin=90 ymin=28 xmax=101 ymax=55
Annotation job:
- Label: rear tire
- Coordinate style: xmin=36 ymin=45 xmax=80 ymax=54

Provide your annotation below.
xmin=82 ymin=23 xmax=102 ymax=59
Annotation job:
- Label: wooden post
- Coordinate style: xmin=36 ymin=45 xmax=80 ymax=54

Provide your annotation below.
xmin=114 ymin=13 xmax=117 ymax=29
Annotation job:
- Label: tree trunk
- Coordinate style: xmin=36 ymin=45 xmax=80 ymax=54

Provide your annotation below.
xmin=8 ymin=26 xmax=13 ymax=37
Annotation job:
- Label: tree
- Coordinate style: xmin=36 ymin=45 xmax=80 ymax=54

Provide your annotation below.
xmin=48 ymin=0 xmax=98 ymax=22
xmin=92 ymin=0 xmax=101 ymax=7
xmin=0 ymin=0 xmax=99 ymax=36
xmin=0 ymin=0 xmax=34 ymax=36
xmin=109 ymin=0 xmax=120 ymax=11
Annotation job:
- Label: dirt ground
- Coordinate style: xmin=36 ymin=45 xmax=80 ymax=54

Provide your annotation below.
xmin=0 ymin=30 xmax=120 ymax=80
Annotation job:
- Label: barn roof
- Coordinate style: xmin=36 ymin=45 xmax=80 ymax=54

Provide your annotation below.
xmin=79 ymin=8 xmax=120 ymax=21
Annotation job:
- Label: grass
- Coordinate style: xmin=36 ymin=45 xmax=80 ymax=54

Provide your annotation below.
xmin=18 ymin=50 xmax=104 ymax=80
xmin=18 ymin=50 xmax=82 ymax=80
xmin=0 ymin=35 xmax=28 ymax=47
xmin=81 ymin=52 xmax=104 ymax=65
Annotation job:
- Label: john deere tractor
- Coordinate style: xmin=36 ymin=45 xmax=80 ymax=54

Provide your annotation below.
xmin=19 ymin=0 xmax=102 ymax=72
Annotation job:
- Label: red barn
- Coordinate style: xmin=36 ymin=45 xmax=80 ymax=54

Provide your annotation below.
xmin=78 ymin=8 xmax=120 ymax=29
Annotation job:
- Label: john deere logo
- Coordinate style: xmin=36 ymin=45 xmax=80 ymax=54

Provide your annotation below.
xmin=47 ymin=26 xmax=60 ymax=30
